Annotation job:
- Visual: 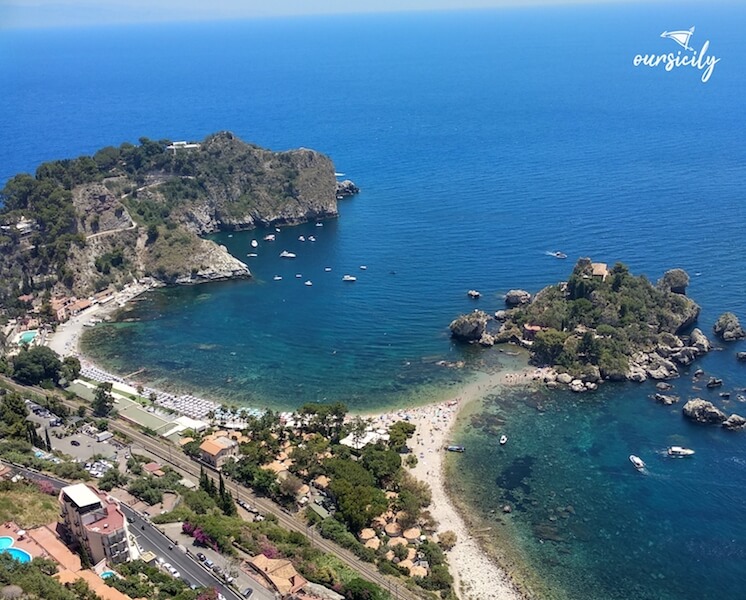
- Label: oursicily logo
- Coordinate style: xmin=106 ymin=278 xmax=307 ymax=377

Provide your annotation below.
xmin=633 ymin=26 xmax=720 ymax=83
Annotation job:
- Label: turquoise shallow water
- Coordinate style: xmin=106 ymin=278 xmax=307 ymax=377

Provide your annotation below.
xmin=4 ymin=3 xmax=746 ymax=599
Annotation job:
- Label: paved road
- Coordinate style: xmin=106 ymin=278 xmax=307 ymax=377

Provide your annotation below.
xmin=2 ymin=461 xmax=252 ymax=600
xmin=1 ymin=376 xmax=419 ymax=600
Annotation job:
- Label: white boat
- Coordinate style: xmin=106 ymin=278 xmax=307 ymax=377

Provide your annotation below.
xmin=334 ymin=172 xmax=345 ymax=177
xmin=275 ymin=227 xmax=281 ymax=232
xmin=296 ymin=274 xmax=302 ymax=278
xmin=667 ymin=446 xmax=695 ymax=458
xmin=263 ymin=234 xmax=275 ymax=242
xmin=547 ymin=251 xmax=567 ymax=259
xmin=308 ymin=236 xmax=316 ymax=242
xmin=247 ymin=253 xmax=258 ymax=257
xmin=251 ymin=240 xmax=258 ymax=248
xmin=324 ymin=267 xmax=332 ymax=272
xmin=279 ymin=250 xmax=296 ymax=258
xmin=316 ymin=222 xmax=323 ymax=227
xmin=273 ymin=276 xmax=282 ymax=281
xmin=304 ymin=280 xmax=313 ymax=286
xmin=299 ymin=236 xmax=306 ymax=242
xmin=499 ymin=435 xmax=508 ymax=445
xmin=342 ymin=275 xmax=357 ymax=282
xmin=360 ymin=265 xmax=367 ymax=270
xmin=629 ymin=455 xmax=646 ymax=470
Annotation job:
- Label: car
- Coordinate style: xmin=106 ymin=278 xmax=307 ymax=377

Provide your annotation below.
xmin=204 ymin=558 xmax=214 ymax=568
xmin=196 ymin=552 xmax=206 ymax=562
xmin=70 ymin=440 xmax=81 ymax=446
xmin=241 ymin=588 xmax=254 ymax=598
xmin=212 ymin=565 xmax=222 ymax=575
xmin=224 ymin=575 xmax=234 ymax=584
xmin=127 ymin=516 xmax=135 ymax=523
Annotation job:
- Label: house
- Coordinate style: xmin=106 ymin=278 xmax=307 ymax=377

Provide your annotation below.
xmin=58 ymin=483 xmax=132 ymax=565
xmin=523 ymin=324 xmax=543 ymax=341
xmin=247 ymin=554 xmax=308 ymax=597
xmin=199 ymin=436 xmax=238 ymax=469
xmin=591 ymin=262 xmax=609 ymax=281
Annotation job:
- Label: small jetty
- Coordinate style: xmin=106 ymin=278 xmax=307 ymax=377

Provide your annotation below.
xmin=445 ymin=445 xmax=465 ymax=453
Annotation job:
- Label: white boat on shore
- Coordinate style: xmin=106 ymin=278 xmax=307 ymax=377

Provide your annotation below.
xmin=279 ymin=250 xmax=296 ymax=258
xmin=629 ymin=455 xmax=646 ymax=470
xmin=667 ymin=446 xmax=695 ymax=458
xmin=342 ymin=275 xmax=357 ymax=282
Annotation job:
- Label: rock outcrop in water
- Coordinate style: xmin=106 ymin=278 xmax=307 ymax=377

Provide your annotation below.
xmin=335 ymin=179 xmax=360 ymax=198
xmin=449 ymin=260 xmax=712 ymax=389
xmin=713 ymin=312 xmax=746 ymax=341
xmin=449 ymin=310 xmax=490 ymax=342
xmin=722 ymin=414 xmax=746 ymax=431
xmin=0 ymin=132 xmax=357 ymax=300
xmin=682 ymin=399 xmax=727 ymax=424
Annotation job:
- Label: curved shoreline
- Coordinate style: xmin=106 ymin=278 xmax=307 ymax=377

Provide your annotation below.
xmin=46 ymin=282 xmax=545 ymax=599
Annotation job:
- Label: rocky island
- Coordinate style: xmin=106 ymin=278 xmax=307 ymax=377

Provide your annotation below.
xmin=450 ymin=259 xmax=714 ymax=389
xmin=0 ymin=132 xmax=356 ymax=311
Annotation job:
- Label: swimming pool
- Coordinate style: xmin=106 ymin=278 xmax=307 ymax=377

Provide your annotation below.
xmin=101 ymin=571 xmax=115 ymax=579
xmin=19 ymin=331 xmax=37 ymax=345
xmin=0 ymin=537 xmax=12 ymax=550
xmin=1 ymin=548 xmax=31 ymax=563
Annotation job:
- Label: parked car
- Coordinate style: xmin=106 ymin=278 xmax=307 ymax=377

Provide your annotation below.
xmin=70 ymin=440 xmax=80 ymax=446
xmin=196 ymin=552 xmax=206 ymax=562
xmin=204 ymin=558 xmax=214 ymax=568
xmin=212 ymin=565 xmax=222 ymax=575
xmin=241 ymin=588 xmax=254 ymax=598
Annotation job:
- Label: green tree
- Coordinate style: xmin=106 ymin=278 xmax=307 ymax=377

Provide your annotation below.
xmin=12 ymin=346 xmax=62 ymax=386
xmin=60 ymin=356 xmax=81 ymax=383
xmin=92 ymin=382 xmax=114 ymax=417
xmin=342 ymin=578 xmax=385 ymax=600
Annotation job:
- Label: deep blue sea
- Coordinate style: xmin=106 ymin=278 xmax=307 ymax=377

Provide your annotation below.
xmin=2 ymin=3 xmax=746 ymax=598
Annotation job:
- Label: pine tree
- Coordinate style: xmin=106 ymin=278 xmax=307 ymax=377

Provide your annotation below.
xmin=218 ymin=471 xmax=226 ymax=498
xmin=199 ymin=466 xmax=208 ymax=492
xmin=45 ymin=428 xmax=52 ymax=452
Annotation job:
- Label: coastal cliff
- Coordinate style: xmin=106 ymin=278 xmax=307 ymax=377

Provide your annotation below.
xmin=450 ymin=259 xmax=711 ymax=386
xmin=0 ymin=132 xmax=354 ymax=302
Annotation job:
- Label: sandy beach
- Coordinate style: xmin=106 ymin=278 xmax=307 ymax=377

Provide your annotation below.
xmin=370 ymin=367 xmax=548 ymax=600
xmin=46 ymin=281 xmax=542 ymax=600
xmin=46 ymin=281 xmax=157 ymax=359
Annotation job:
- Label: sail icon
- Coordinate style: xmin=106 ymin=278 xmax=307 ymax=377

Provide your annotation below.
xmin=660 ymin=27 xmax=695 ymax=51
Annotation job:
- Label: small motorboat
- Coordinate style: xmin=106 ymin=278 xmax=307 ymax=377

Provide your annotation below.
xmin=706 ymin=377 xmax=723 ymax=388
xmin=548 ymin=251 xmax=568 ymax=259
xmin=719 ymin=391 xmax=731 ymax=399
xmin=499 ymin=435 xmax=508 ymax=446
xmin=737 ymin=394 xmax=746 ymax=403
xmin=251 ymin=239 xmax=258 ymax=248
xmin=342 ymin=275 xmax=357 ymax=282
xmin=296 ymin=274 xmax=302 ymax=278
xmin=247 ymin=253 xmax=258 ymax=257
xmin=298 ymin=236 xmax=306 ymax=242
xmin=273 ymin=276 xmax=282 ymax=281
xmin=467 ymin=289 xmax=481 ymax=298
xmin=275 ymin=227 xmax=281 ymax=232
xmin=304 ymin=280 xmax=313 ymax=286
xmin=667 ymin=446 xmax=695 ymax=458
xmin=263 ymin=234 xmax=276 ymax=242
xmin=359 ymin=265 xmax=367 ymax=270
xmin=629 ymin=455 xmax=646 ymax=470
xmin=316 ymin=222 xmax=323 ymax=227
xmin=308 ymin=236 xmax=316 ymax=242
xmin=324 ymin=267 xmax=332 ymax=272
xmin=445 ymin=445 xmax=465 ymax=453
xmin=279 ymin=250 xmax=296 ymax=258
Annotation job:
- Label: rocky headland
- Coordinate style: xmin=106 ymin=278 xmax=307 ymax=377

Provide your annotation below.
xmin=0 ymin=132 xmax=357 ymax=304
xmin=449 ymin=259 xmax=715 ymax=391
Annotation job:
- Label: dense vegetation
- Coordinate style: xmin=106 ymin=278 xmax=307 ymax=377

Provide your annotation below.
xmin=107 ymin=559 xmax=201 ymax=600
xmin=0 ymin=554 xmax=99 ymax=600
xmin=0 ymin=132 xmax=334 ymax=308
xmin=499 ymin=259 xmax=700 ymax=378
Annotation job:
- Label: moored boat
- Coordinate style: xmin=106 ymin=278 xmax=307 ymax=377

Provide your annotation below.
xmin=273 ymin=275 xmax=282 ymax=281
xmin=263 ymin=234 xmax=275 ymax=242
xmin=342 ymin=275 xmax=357 ymax=282
xmin=304 ymin=280 xmax=313 ymax=286
xmin=251 ymin=239 xmax=258 ymax=248
xmin=629 ymin=455 xmax=645 ymax=470
xmin=445 ymin=445 xmax=465 ymax=453
xmin=279 ymin=250 xmax=296 ymax=258
xmin=499 ymin=435 xmax=508 ymax=445
xmin=667 ymin=446 xmax=695 ymax=458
